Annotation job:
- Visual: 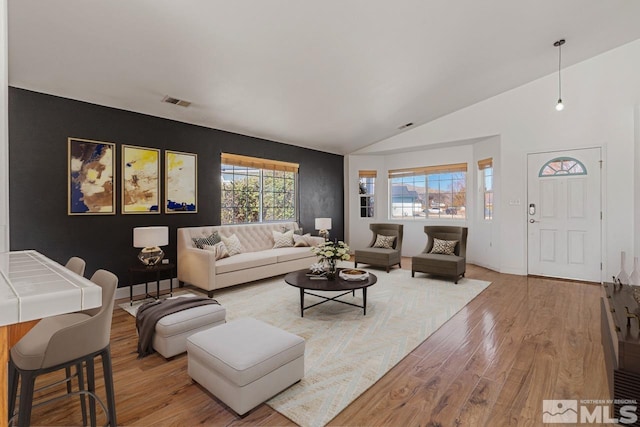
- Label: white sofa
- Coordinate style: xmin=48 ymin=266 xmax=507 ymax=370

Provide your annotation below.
xmin=177 ymin=222 xmax=322 ymax=297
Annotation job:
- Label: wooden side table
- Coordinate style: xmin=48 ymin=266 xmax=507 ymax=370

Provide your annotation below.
xmin=128 ymin=263 xmax=176 ymax=306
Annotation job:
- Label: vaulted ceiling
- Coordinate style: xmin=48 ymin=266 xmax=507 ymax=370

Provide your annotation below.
xmin=8 ymin=1 xmax=640 ymax=154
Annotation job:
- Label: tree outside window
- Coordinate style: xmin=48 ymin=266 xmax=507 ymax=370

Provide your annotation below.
xmin=221 ymin=154 xmax=297 ymax=224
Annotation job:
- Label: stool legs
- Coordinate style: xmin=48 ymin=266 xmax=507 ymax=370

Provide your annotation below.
xmin=16 ymin=370 xmax=36 ymax=427
xmin=8 ymin=348 xmax=117 ymax=427
xmin=86 ymin=356 xmax=97 ymax=426
xmin=8 ymin=359 xmax=18 ymax=423
xmin=101 ymin=347 xmax=117 ymax=427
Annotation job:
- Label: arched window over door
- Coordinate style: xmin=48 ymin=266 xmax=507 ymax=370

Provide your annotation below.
xmin=538 ymin=157 xmax=587 ymax=177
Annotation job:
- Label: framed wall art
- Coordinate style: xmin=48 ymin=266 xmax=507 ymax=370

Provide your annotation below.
xmin=68 ymin=137 xmax=116 ymax=215
xmin=122 ymin=145 xmax=160 ymax=214
xmin=165 ymin=150 xmax=197 ymax=213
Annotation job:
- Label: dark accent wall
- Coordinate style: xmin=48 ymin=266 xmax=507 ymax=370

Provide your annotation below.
xmin=8 ymin=88 xmax=344 ymax=286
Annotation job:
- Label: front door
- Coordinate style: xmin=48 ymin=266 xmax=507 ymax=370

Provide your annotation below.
xmin=527 ymin=148 xmax=602 ymax=282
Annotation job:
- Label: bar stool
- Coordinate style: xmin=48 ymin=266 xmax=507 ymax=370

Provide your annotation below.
xmin=8 ymin=269 xmax=118 ymax=426
xmin=64 ymin=256 xmax=86 ymax=277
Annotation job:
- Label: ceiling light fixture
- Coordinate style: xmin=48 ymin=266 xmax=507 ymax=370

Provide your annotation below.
xmin=554 ymin=39 xmax=565 ymax=111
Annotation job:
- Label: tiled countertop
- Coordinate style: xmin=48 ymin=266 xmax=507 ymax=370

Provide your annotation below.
xmin=0 ymin=250 xmax=102 ymax=326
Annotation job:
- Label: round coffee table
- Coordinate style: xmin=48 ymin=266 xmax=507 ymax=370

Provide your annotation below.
xmin=284 ymin=268 xmax=377 ymax=317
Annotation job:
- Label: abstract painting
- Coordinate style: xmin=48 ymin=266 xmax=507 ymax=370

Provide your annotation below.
xmin=165 ymin=150 xmax=197 ymax=213
xmin=68 ymin=137 xmax=116 ymax=215
xmin=122 ymin=145 xmax=160 ymax=214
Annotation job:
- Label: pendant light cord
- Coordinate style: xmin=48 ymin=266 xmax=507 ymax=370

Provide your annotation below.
xmin=558 ymin=42 xmax=562 ymax=100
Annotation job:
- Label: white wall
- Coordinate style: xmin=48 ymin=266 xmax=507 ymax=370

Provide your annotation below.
xmin=349 ymin=39 xmax=640 ymax=278
xmin=0 ymin=0 xmax=8 ymax=253
xmin=469 ymin=136 xmax=500 ymax=271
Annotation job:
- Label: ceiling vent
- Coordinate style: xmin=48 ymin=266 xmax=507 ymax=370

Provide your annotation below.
xmin=162 ymin=95 xmax=191 ymax=107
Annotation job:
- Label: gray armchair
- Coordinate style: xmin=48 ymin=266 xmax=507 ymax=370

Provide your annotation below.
xmin=411 ymin=226 xmax=467 ymax=283
xmin=354 ymin=224 xmax=403 ymax=272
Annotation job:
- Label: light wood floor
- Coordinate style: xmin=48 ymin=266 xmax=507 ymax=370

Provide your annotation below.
xmin=21 ymin=259 xmax=610 ymax=426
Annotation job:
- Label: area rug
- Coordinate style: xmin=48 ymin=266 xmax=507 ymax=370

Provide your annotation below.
xmin=209 ymin=264 xmax=491 ymax=427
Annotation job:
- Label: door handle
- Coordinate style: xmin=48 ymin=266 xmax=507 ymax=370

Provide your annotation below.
xmin=529 ymin=219 xmax=539 ymax=223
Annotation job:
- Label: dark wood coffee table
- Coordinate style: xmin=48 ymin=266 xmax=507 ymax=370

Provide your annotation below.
xmin=284 ymin=268 xmax=377 ymax=317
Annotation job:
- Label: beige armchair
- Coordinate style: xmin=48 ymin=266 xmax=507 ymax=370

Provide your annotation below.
xmin=354 ymin=224 xmax=403 ymax=272
xmin=411 ymin=226 xmax=467 ymax=284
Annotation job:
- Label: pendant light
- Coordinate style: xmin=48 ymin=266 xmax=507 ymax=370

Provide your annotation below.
xmin=554 ymin=39 xmax=565 ymax=111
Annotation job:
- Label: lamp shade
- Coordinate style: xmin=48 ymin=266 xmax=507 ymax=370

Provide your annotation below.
xmin=133 ymin=226 xmax=169 ymax=248
xmin=315 ymin=218 xmax=332 ymax=231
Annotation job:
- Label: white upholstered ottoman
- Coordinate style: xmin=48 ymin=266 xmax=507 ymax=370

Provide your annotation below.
xmin=186 ymin=317 xmax=305 ymax=415
xmin=153 ymin=303 xmax=226 ymax=358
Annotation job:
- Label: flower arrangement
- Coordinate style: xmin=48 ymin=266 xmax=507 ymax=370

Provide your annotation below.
xmin=311 ymin=240 xmax=351 ymax=263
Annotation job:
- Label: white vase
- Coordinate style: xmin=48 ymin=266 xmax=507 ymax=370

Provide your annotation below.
xmin=617 ymin=251 xmax=630 ymax=285
xmin=631 ymin=256 xmax=640 ymax=286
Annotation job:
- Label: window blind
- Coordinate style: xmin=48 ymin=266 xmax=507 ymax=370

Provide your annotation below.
xmin=388 ymin=162 xmax=467 ymax=178
xmin=358 ymin=170 xmax=377 ymax=179
xmin=221 ymin=153 xmax=299 ymax=173
xmin=477 ymin=158 xmax=493 ymax=170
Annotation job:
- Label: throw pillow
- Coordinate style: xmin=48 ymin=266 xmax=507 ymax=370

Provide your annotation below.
xmin=372 ymin=234 xmax=396 ymax=249
xmin=283 ymin=226 xmax=304 ymax=235
xmin=192 ymin=232 xmax=221 ymax=249
xmin=202 ymin=242 xmax=229 ymax=260
xmin=273 ymin=229 xmax=295 ymax=248
xmin=430 ymin=238 xmax=458 ymax=255
xmin=220 ymin=234 xmax=244 ymax=256
xmin=293 ymin=233 xmax=313 ymax=247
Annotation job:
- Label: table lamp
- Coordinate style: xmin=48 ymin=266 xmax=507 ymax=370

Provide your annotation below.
xmin=315 ymin=218 xmax=332 ymax=241
xmin=133 ymin=226 xmax=169 ymax=266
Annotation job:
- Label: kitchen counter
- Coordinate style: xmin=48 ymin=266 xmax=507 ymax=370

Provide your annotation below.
xmin=0 ymin=250 xmax=102 ymax=427
xmin=0 ymin=250 xmax=102 ymax=325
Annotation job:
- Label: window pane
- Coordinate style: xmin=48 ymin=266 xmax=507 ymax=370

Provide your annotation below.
xmin=539 ymin=157 xmax=587 ymax=176
xmin=359 ymin=176 xmax=376 ymax=217
xmin=484 ymin=192 xmax=493 ymax=220
xmin=481 ymin=166 xmax=493 ymax=221
xmin=390 ymin=175 xmax=426 ymax=219
xmin=390 ymin=167 xmax=465 ymax=220
xmin=221 ymin=160 xmax=296 ymax=224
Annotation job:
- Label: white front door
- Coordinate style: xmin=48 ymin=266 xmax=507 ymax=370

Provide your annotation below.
xmin=527 ymin=148 xmax=602 ymax=282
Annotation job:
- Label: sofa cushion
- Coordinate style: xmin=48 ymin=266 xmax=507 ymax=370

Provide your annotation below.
xmin=215 ymin=251 xmax=277 ymax=274
xmin=273 ymin=247 xmax=317 ymax=263
xmin=272 ymin=229 xmax=294 ymax=248
xmin=155 ymin=303 xmax=227 ymax=338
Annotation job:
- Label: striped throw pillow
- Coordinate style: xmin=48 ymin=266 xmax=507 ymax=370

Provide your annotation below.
xmin=192 ymin=232 xmax=221 ymax=249
xmin=202 ymin=242 xmax=229 ymax=260
xmin=220 ymin=234 xmax=244 ymax=256
xmin=273 ymin=229 xmax=294 ymax=248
